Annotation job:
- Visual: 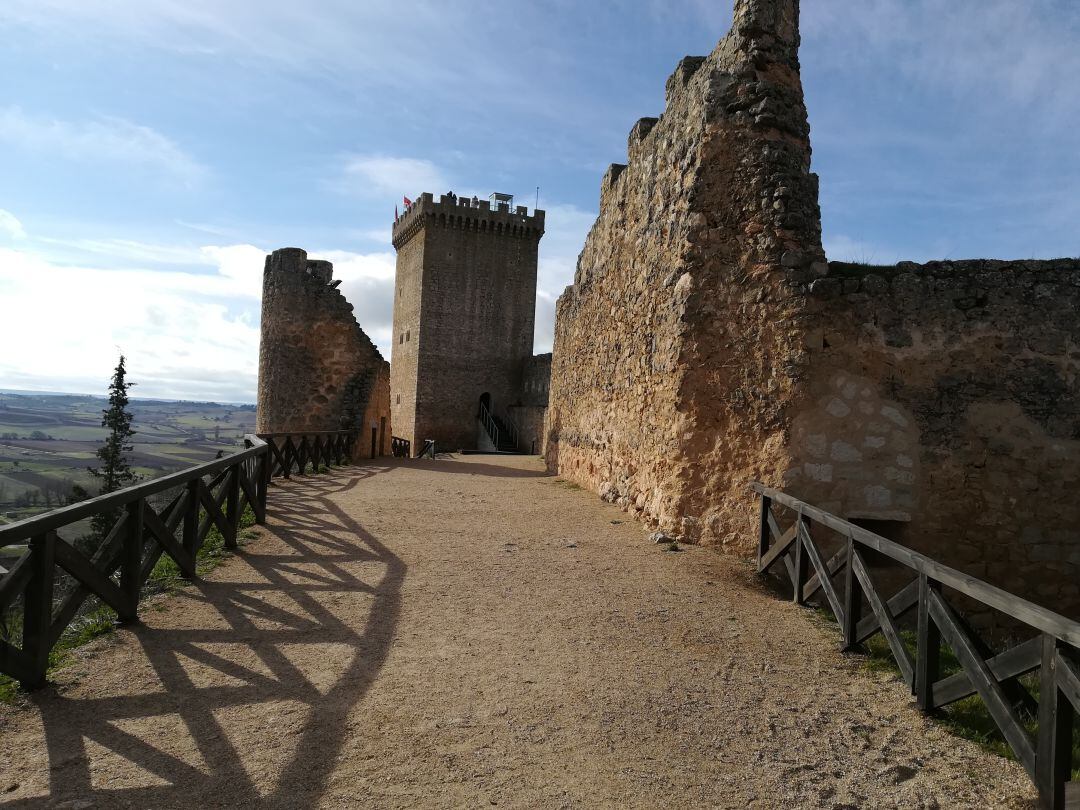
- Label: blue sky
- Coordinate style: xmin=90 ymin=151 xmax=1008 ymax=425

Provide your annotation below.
xmin=1 ymin=0 xmax=1077 ymax=402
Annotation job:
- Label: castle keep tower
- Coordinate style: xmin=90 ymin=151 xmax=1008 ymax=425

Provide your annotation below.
xmin=390 ymin=193 xmax=545 ymax=451
xmin=257 ymin=247 xmax=392 ymax=458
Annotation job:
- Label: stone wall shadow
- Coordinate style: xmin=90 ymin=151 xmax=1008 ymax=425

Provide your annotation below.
xmin=411 ymin=458 xmax=551 ymax=479
xmin=16 ymin=465 xmax=404 ymax=808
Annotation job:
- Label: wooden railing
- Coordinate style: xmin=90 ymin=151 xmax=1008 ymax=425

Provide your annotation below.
xmin=391 ymin=436 xmax=411 ymax=458
xmin=0 ymin=430 xmax=358 ymax=690
xmin=417 ymin=439 xmax=435 ymax=459
xmin=257 ymin=431 xmax=356 ymax=479
xmin=753 ymin=483 xmax=1080 ymax=809
xmin=0 ymin=437 xmax=267 ymax=688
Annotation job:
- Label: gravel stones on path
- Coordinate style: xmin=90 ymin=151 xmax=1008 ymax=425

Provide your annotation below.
xmin=0 ymin=456 xmax=1036 ymax=808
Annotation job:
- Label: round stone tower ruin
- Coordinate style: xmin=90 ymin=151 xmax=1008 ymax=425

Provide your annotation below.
xmin=257 ymin=247 xmax=392 ymax=458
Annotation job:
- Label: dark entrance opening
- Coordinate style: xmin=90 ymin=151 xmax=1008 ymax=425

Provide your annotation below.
xmin=370 ymin=426 xmax=377 ymax=458
xmin=379 ymin=416 xmax=386 ymax=455
xmin=478 ymin=392 xmax=491 ymax=416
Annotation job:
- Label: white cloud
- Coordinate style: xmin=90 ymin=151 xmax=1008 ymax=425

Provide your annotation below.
xmin=0 ymin=238 xmax=403 ymax=399
xmin=0 ymin=107 xmax=206 ymax=185
xmin=0 ymin=209 xmax=26 ymax=240
xmin=0 ymin=247 xmax=259 ymax=402
xmin=801 ymin=1 xmax=1080 ymax=132
xmin=534 ymin=203 xmax=595 ymax=353
xmin=339 ymin=155 xmax=447 ymax=199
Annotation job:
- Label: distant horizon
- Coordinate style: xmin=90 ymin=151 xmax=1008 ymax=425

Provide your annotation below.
xmin=0 ymin=388 xmax=255 ymax=408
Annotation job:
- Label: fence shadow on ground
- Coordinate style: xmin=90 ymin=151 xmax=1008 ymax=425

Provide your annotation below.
xmin=19 ymin=466 xmax=404 ymax=808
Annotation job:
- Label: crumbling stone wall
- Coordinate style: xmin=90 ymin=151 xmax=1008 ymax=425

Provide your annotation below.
xmin=509 ymin=353 xmax=551 ymax=454
xmin=545 ymin=0 xmax=1080 ymax=616
xmin=257 ymin=247 xmax=392 ymax=458
xmin=547 ymin=0 xmax=824 ymax=542
xmin=793 ymin=259 xmax=1080 ymax=616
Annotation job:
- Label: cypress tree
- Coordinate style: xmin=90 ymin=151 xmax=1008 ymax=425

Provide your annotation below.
xmin=88 ymin=355 xmax=137 ymax=538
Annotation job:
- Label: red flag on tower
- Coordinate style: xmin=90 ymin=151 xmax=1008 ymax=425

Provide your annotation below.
xmin=403 ymin=195 xmax=413 ymax=208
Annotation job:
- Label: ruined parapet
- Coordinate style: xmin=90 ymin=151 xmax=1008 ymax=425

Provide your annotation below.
xmin=547 ymin=0 xmax=824 ymax=542
xmin=545 ymin=0 xmax=1080 ymax=617
xmin=390 ymin=193 xmax=545 ymax=451
xmin=257 ymin=247 xmax=392 ymax=458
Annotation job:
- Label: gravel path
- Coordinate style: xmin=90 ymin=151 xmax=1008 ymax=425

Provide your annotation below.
xmin=0 ymin=455 xmax=1037 ymax=808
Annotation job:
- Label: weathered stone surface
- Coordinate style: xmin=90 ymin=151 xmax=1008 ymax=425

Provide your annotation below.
xmin=508 ymin=353 xmax=552 ymax=454
xmin=257 ymin=248 xmax=392 ymax=458
xmin=544 ymin=0 xmax=1080 ymax=618
xmin=547 ymin=0 xmax=825 ymax=550
xmin=814 ymin=258 xmax=1080 ymax=614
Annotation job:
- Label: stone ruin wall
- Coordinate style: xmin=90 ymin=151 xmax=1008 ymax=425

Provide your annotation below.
xmin=792 ymin=258 xmax=1080 ymax=617
xmin=509 ymin=353 xmax=551 ymax=454
xmin=257 ymin=247 xmax=392 ymax=459
xmin=545 ymin=0 xmax=1080 ymax=617
xmin=547 ymin=0 xmax=824 ymax=543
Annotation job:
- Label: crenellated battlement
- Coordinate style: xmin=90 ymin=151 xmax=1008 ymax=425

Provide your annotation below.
xmin=392 ymin=192 xmax=545 ymax=249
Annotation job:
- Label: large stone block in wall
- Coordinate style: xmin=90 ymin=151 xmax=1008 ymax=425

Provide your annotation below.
xmin=257 ymin=247 xmax=393 ymax=458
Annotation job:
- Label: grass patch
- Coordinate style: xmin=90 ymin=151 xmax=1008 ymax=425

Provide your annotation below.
xmin=0 ymin=506 xmax=259 ymax=703
xmin=552 ymin=478 xmax=582 ymax=490
xmin=862 ymin=629 xmax=1080 ymax=780
xmin=148 ymin=506 xmax=258 ymax=592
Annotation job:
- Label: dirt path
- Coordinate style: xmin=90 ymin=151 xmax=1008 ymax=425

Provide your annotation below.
xmin=0 ymin=455 xmax=1036 ymax=808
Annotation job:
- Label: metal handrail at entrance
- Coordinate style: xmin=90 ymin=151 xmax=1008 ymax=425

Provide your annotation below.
xmin=752 ymin=482 xmax=1080 ymax=809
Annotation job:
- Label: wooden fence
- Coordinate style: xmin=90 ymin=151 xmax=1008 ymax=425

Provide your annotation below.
xmin=0 ymin=431 xmax=357 ymax=690
xmin=257 ymin=431 xmax=356 ymax=479
xmin=753 ymin=482 xmax=1080 ymax=810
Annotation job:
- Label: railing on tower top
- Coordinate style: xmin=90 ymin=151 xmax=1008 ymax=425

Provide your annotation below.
xmin=752 ymin=482 xmax=1080 ymax=810
xmin=0 ymin=429 xmax=357 ymax=690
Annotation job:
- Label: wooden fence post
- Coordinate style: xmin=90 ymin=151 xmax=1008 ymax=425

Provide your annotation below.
xmin=21 ymin=531 xmax=56 ymax=688
xmin=225 ymin=465 xmax=240 ymax=550
xmin=182 ymin=479 xmax=200 ymax=576
xmin=842 ymin=535 xmax=862 ymax=651
xmin=1036 ymin=634 xmax=1075 ymax=810
xmin=119 ymin=499 xmax=144 ymax=623
xmin=282 ymin=437 xmax=293 ymax=480
xmin=255 ymin=451 xmax=268 ymax=525
xmin=757 ymin=495 xmax=771 ymax=568
xmin=915 ymin=574 xmax=941 ymax=709
xmin=792 ymin=513 xmax=808 ymax=604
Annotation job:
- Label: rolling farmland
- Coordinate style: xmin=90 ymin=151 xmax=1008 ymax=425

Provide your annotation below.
xmin=0 ymin=390 xmax=256 ymax=525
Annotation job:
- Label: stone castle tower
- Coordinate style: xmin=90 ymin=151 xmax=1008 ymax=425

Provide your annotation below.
xmin=390 ymin=193 xmax=545 ymax=451
xmin=257 ymin=247 xmax=392 ymax=458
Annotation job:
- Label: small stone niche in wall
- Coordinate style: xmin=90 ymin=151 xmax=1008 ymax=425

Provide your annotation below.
xmin=787 ymin=372 xmax=920 ymax=522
